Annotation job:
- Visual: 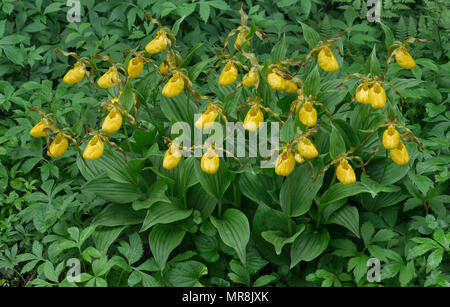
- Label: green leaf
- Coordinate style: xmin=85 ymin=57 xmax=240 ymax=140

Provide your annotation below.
xmin=329 ymin=126 xmax=346 ymax=159
xmin=140 ymin=201 xmax=192 ymax=232
xmin=181 ymin=43 xmax=204 ymax=68
xmin=93 ymin=204 xmax=145 ymax=227
xmin=132 ymin=181 xmax=170 ymax=210
xmin=408 ymin=172 xmax=434 ymax=196
xmin=399 ymin=261 xmax=415 ymax=287
xmin=194 ymin=158 xmax=231 ymax=201
xmin=239 ymin=171 xmax=273 ymax=206
xmin=166 ymin=261 xmax=208 ymax=287
xmin=118 ymin=81 xmax=133 ymax=112
xmin=262 ymin=224 xmax=305 ymax=255
xmin=83 ymin=174 xmax=140 ymax=204
xmin=210 ymin=209 xmax=250 ymax=265
xmin=366 ymin=45 xmax=381 ymax=76
xmin=299 ymin=22 xmax=321 ymax=48
xmin=253 ymin=274 xmax=278 ymax=287
xmin=280 ymin=163 xmax=323 ymax=217
xmin=199 ymin=3 xmax=210 ymax=23
xmin=303 ymin=66 xmax=320 ymax=96
xmin=361 ymin=221 xmax=375 ymax=246
xmin=327 ymin=205 xmax=360 ymax=238
xmin=290 ymin=227 xmax=330 ymax=268
xmin=269 ymin=35 xmax=287 ymax=63
xmin=380 ymin=22 xmax=395 ymax=49
xmin=149 ymin=224 xmax=186 ymax=271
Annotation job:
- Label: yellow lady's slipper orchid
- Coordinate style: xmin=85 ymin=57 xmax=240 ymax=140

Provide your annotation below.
xmin=30 ymin=118 xmax=50 ymax=137
xmin=267 ymin=68 xmax=286 ymax=91
xmin=275 ymin=150 xmax=295 ymax=176
xmin=218 ymin=62 xmax=238 ymax=86
xmin=83 ymin=136 xmax=104 ymax=161
xmin=145 ymin=31 xmax=169 ymax=54
xmin=297 ymin=138 xmax=319 ymax=159
xmin=195 ymin=106 xmax=219 ymax=130
xmin=382 ymin=125 xmax=400 ymax=150
xmin=318 ymin=47 xmax=339 ymax=72
xmin=102 ymin=108 xmax=123 ymax=133
xmin=97 ymin=67 xmax=119 ymax=89
xmin=298 ymin=102 xmax=317 ymax=127
xmin=243 ymin=105 xmax=264 ymax=131
xmin=162 ymin=73 xmax=185 ymax=98
xmin=128 ymin=57 xmax=144 ymax=79
xmin=355 ymin=83 xmax=370 ymax=104
xmin=336 ymin=159 xmax=356 ymax=185
xmin=201 ymin=147 xmax=220 ymax=174
xmin=395 ymin=47 xmax=415 ymax=70
xmin=234 ymin=29 xmax=250 ymax=50
xmin=47 ymin=134 xmax=69 ymax=158
xmin=63 ymin=62 xmax=86 ymax=85
xmin=389 ymin=141 xmax=409 ymax=165
xmin=295 ymin=152 xmax=305 ymax=164
xmin=283 ymin=79 xmax=298 ymax=94
xmin=242 ymin=67 xmax=258 ymax=87
xmin=368 ymin=82 xmax=386 ymax=109
xmin=163 ymin=144 xmax=181 ymax=170
xmin=160 ymin=61 xmax=169 ymax=76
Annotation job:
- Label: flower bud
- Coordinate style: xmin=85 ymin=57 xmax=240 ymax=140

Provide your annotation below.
xmin=234 ymin=29 xmax=250 ymax=50
xmin=102 ymin=108 xmax=123 ymax=133
xmin=47 ymin=134 xmax=69 ymax=158
xmin=162 ymin=73 xmax=185 ymax=98
xmin=163 ymin=144 xmax=181 ymax=170
xmin=297 ymin=138 xmax=319 ymax=159
xmin=195 ymin=106 xmax=219 ymax=130
xmin=368 ymin=82 xmax=386 ymax=109
xmin=298 ymin=102 xmax=317 ymax=127
xmin=63 ymin=62 xmax=86 ymax=85
xmin=218 ymin=62 xmax=238 ymax=86
xmin=243 ymin=105 xmax=264 ymax=131
xmin=145 ymin=31 xmax=169 ymax=54
xmin=318 ymin=47 xmax=339 ymax=72
xmin=30 ymin=118 xmax=50 ymax=137
xmin=395 ymin=47 xmax=415 ymax=70
xmin=355 ymin=83 xmax=370 ymax=104
xmin=382 ymin=125 xmax=400 ymax=150
xmin=201 ymin=147 xmax=219 ymax=174
xmin=275 ymin=150 xmax=295 ymax=176
xmin=128 ymin=57 xmax=144 ymax=79
xmin=83 ymin=136 xmax=104 ymax=161
xmin=389 ymin=141 xmax=409 ymax=165
xmin=242 ymin=67 xmax=258 ymax=87
xmin=336 ymin=159 xmax=356 ymax=185
xmin=97 ymin=67 xmax=119 ymax=89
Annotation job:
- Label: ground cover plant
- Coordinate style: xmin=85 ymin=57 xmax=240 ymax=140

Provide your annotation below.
xmin=0 ymin=0 xmax=449 ymax=287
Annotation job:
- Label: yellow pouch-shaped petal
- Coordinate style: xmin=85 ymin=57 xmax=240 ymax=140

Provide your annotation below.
xmin=389 ymin=141 xmax=409 ymax=165
xmin=243 ymin=105 xmax=264 ymax=131
xmin=295 ymin=152 xmax=305 ymax=164
xmin=102 ymin=108 xmax=123 ymax=133
xmin=162 ymin=73 xmax=185 ymax=98
xmin=382 ymin=125 xmax=400 ymax=149
xmin=145 ymin=31 xmax=168 ymax=54
xmin=63 ymin=62 xmax=86 ymax=85
xmin=283 ymin=79 xmax=298 ymax=94
xmin=195 ymin=106 xmax=219 ymax=130
xmin=47 ymin=134 xmax=69 ymax=158
xmin=163 ymin=144 xmax=181 ymax=170
xmin=355 ymin=83 xmax=370 ymax=104
xmin=299 ymin=102 xmax=317 ymax=127
xmin=242 ymin=67 xmax=258 ymax=87
xmin=368 ymin=83 xmax=386 ymax=109
xmin=267 ymin=69 xmax=286 ymax=91
xmin=128 ymin=57 xmax=144 ymax=79
xmin=336 ymin=159 xmax=356 ymax=185
xmin=83 ymin=136 xmax=104 ymax=161
xmin=275 ymin=150 xmax=295 ymax=176
xmin=218 ymin=62 xmax=238 ymax=86
xmin=318 ymin=47 xmax=339 ymax=72
xmin=201 ymin=148 xmax=219 ymax=174
xmin=395 ymin=47 xmax=415 ymax=70
xmin=234 ymin=30 xmax=250 ymax=50
xmin=30 ymin=118 xmax=50 ymax=137
xmin=297 ymin=138 xmax=319 ymax=159
xmin=97 ymin=67 xmax=119 ymax=89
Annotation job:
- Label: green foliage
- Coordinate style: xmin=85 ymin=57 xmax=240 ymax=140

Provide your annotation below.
xmin=0 ymin=0 xmax=449 ymax=288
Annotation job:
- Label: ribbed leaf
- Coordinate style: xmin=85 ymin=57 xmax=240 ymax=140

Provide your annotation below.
xmin=149 ymin=224 xmax=186 ymax=271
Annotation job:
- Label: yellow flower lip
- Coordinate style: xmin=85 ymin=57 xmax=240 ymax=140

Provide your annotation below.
xmin=102 ymin=108 xmax=123 ymax=133
xmin=63 ymin=62 xmax=86 ymax=85
xmin=275 ymin=150 xmax=295 ymax=176
xmin=83 ymin=136 xmax=104 ymax=161
xmin=267 ymin=69 xmax=286 ymax=91
xmin=162 ymin=73 xmax=185 ymax=98
xmin=298 ymin=138 xmax=319 ymax=159
xmin=389 ymin=141 xmax=409 ymax=165
xmin=242 ymin=67 xmax=258 ymax=87
xmin=299 ymin=102 xmax=317 ymax=127
xmin=97 ymin=66 xmax=119 ymax=89
xmin=30 ymin=118 xmax=50 ymax=137
xmin=163 ymin=144 xmax=181 ymax=170
xmin=47 ymin=133 xmax=69 ymax=158
xmin=243 ymin=105 xmax=264 ymax=131
xmin=368 ymin=82 xmax=386 ymax=109
xmin=382 ymin=125 xmax=400 ymax=150
xmin=336 ymin=159 xmax=356 ymax=185
xmin=318 ymin=46 xmax=339 ymax=72
xmin=395 ymin=47 xmax=415 ymax=70
xmin=195 ymin=106 xmax=219 ymax=130
xmin=201 ymin=147 xmax=220 ymax=174
xmin=355 ymin=83 xmax=370 ymax=104
xmin=145 ymin=31 xmax=169 ymax=54
xmin=128 ymin=56 xmax=144 ymax=79
xmin=218 ymin=62 xmax=238 ymax=86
